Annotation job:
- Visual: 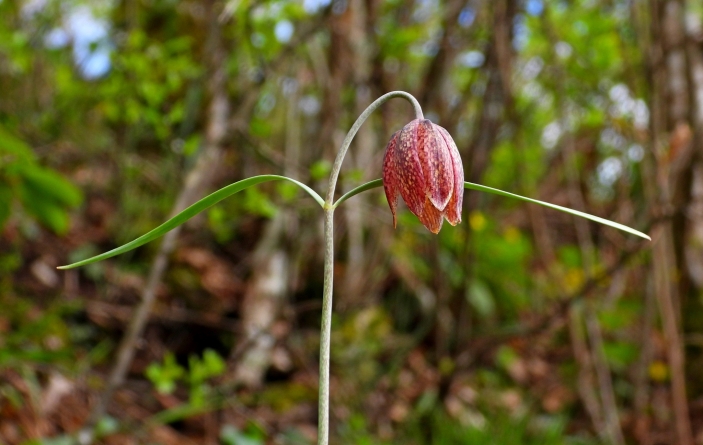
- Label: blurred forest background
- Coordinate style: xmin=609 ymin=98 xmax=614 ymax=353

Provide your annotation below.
xmin=2 ymin=0 xmax=703 ymax=444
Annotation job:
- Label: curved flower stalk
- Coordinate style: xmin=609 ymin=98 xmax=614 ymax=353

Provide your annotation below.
xmin=58 ymin=91 xmax=649 ymax=445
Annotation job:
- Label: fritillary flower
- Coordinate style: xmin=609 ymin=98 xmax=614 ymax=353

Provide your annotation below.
xmin=382 ymin=119 xmax=464 ymax=234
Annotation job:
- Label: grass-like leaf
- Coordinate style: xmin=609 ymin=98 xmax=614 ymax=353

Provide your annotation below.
xmin=463 ymin=182 xmax=650 ymax=240
xmin=333 ymin=179 xmax=383 ymax=208
xmin=58 ymin=175 xmax=324 ymax=270
xmin=58 ymin=175 xmax=649 ymax=271
xmin=334 ymin=178 xmax=650 ymax=240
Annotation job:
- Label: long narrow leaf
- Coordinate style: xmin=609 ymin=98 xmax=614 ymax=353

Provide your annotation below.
xmin=463 ymin=181 xmax=650 ymax=240
xmin=58 ymin=175 xmax=324 ymax=269
xmin=332 ymin=178 xmax=650 ymax=240
xmin=333 ymin=179 xmax=383 ymax=208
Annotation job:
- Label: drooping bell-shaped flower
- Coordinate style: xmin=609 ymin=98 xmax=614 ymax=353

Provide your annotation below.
xmin=382 ymin=119 xmax=464 ymax=234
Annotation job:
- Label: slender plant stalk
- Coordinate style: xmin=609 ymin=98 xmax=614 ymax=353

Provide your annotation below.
xmin=317 ymin=91 xmax=422 ymax=445
xmin=318 ymin=208 xmax=335 ymax=445
xmin=54 ymin=89 xmax=648 ymax=445
xmin=324 ymin=91 xmax=422 ymax=205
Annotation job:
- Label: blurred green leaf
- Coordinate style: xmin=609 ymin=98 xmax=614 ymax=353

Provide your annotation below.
xmin=0 ymin=125 xmax=35 ymax=162
xmin=310 ymin=160 xmax=331 ymax=181
xmin=467 ymin=280 xmax=496 ymax=317
xmin=0 ymin=126 xmax=82 ymax=234
xmin=95 ymin=416 xmax=119 ymax=437
xmin=244 ymin=186 xmax=278 ymax=218
xmin=220 ymin=425 xmax=264 ymax=445
xmin=146 ymin=352 xmax=185 ymax=394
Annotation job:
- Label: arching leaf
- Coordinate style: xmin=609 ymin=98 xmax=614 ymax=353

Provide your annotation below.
xmin=58 ymin=175 xmax=324 ymax=270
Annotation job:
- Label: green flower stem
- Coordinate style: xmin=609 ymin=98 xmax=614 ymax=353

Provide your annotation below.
xmin=318 ymin=91 xmax=422 ymax=445
xmin=319 ymin=207 xmax=335 ymax=445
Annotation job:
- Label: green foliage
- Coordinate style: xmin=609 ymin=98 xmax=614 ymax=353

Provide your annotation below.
xmin=339 ymin=410 xmax=588 ymax=445
xmin=0 ymin=295 xmax=85 ymax=367
xmin=146 ymin=352 xmax=185 ymax=394
xmin=467 ymin=279 xmax=496 ymax=317
xmin=100 ymin=30 xmax=202 ymax=140
xmin=188 ymin=349 xmax=227 ymax=406
xmin=0 ymin=125 xmax=82 ymax=233
xmin=243 ymin=186 xmax=279 ymax=218
xmin=309 ymin=160 xmax=332 ymax=181
xmin=0 ymin=0 xmax=675 ymax=443
xmin=220 ymin=424 xmax=265 ymax=445
xmin=146 ymin=348 xmax=226 ymax=407
xmin=421 ymin=411 xmax=575 ymax=445
xmin=208 ymin=205 xmax=235 ymax=244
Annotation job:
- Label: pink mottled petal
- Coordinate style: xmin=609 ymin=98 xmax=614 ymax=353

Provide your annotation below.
xmin=418 ymin=197 xmax=444 ymax=234
xmin=395 ymin=120 xmax=427 ymax=218
xmin=417 ymin=120 xmax=453 ymax=211
xmin=436 ymin=125 xmax=464 ymax=225
xmin=382 ymin=130 xmax=401 ymax=228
